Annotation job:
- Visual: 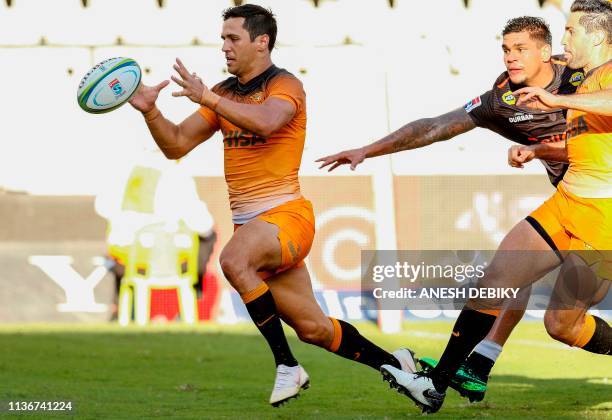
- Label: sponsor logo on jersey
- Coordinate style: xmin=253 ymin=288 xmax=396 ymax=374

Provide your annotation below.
xmin=250 ymin=91 xmax=264 ymax=102
xmin=109 ymin=78 xmax=125 ymax=97
xmin=464 ymin=96 xmax=481 ymax=113
xmin=223 ymin=130 xmax=267 ymax=147
xmin=502 ymin=91 xmax=516 ymax=105
xmin=569 ymin=71 xmax=585 ymax=87
xmin=509 ymin=113 xmax=534 ymax=123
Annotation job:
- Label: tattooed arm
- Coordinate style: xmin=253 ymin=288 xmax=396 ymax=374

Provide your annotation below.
xmin=316 ymin=107 xmax=476 ymax=171
xmin=366 ymin=107 xmax=476 ymax=156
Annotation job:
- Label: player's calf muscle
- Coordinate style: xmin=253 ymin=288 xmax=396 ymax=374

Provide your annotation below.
xmin=293 ymin=318 xmax=333 ymax=347
xmin=543 ymin=310 xmax=584 ymax=344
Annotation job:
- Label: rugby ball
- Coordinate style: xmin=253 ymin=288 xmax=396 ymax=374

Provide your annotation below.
xmin=77 ymin=57 xmax=142 ymax=114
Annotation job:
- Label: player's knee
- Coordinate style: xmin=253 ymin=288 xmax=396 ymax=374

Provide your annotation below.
xmin=479 ymin=264 xmax=506 ymax=288
xmin=295 ymin=319 xmax=331 ymax=347
xmin=543 ymin=311 xmax=575 ymax=344
xmin=219 ymin=250 xmax=249 ymax=285
xmin=467 ymin=295 xmax=504 ymax=312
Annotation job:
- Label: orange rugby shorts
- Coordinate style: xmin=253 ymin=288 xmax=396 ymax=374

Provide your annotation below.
xmin=234 ymin=197 xmax=315 ymax=279
xmin=529 ymin=184 xmax=612 ymax=280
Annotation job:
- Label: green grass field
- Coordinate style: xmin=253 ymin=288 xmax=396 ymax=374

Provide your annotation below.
xmin=1 ymin=321 xmax=610 ymax=419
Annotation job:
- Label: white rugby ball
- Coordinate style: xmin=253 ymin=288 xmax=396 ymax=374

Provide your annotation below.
xmin=77 ymin=57 xmax=142 ymax=114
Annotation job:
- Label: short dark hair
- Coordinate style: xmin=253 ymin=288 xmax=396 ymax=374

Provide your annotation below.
xmin=222 ymin=4 xmax=277 ymax=51
xmin=570 ymin=0 xmax=612 ymax=44
xmin=502 ymin=16 xmax=552 ymax=45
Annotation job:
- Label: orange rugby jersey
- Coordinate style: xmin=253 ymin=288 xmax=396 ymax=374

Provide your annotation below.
xmin=198 ymin=65 xmax=307 ymax=223
xmin=562 ymin=60 xmax=612 ymax=198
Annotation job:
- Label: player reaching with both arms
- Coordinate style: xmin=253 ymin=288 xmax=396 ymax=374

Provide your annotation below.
xmin=383 ymin=0 xmax=611 ymax=413
xmin=319 ymin=14 xmax=592 ymax=404
xmin=318 ymin=2 xmax=611 ymax=412
xmin=127 ymin=4 xmax=415 ymax=407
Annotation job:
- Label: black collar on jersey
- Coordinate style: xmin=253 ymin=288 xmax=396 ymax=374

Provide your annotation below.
xmin=234 ymin=64 xmax=279 ymax=96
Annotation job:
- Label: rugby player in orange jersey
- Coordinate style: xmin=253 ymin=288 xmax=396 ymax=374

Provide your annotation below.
xmin=319 ymin=15 xmax=585 ymax=405
xmin=318 ymin=10 xmax=610 ymax=411
xmin=127 ymin=4 xmax=416 ymax=407
xmin=375 ymin=0 xmax=611 ymax=413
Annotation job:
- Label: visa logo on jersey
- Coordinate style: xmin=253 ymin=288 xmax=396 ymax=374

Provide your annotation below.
xmin=109 ymin=78 xmax=126 ymax=97
xmin=224 ymin=133 xmax=267 ymax=148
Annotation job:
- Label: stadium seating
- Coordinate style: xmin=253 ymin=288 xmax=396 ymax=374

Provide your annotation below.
xmin=83 ymin=0 xmax=158 ymax=45
xmin=0 ymin=0 xmax=562 ymax=195
xmin=5 ymin=0 xmax=118 ymax=46
xmin=81 ymin=0 xmax=260 ymax=46
xmin=330 ymin=0 xmax=395 ymax=47
xmin=280 ymin=45 xmax=390 ymax=175
xmin=0 ymin=47 xmax=100 ymax=194
xmin=392 ymin=0 xmax=469 ymax=42
xmin=248 ymin=0 xmax=320 ymax=46
xmin=156 ymin=0 xmax=235 ymax=46
xmin=468 ymin=0 xmax=542 ymax=37
xmin=0 ymin=0 xmax=54 ymax=45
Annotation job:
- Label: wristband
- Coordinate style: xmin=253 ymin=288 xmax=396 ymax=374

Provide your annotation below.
xmin=144 ymin=107 xmax=161 ymax=123
xmin=201 ymin=90 xmax=221 ymax=111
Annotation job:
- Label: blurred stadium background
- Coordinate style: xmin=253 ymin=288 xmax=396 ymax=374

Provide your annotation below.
xmin=1 ymin=1 xmax=611 ymax=418
xmin=0 ymin=0 xmax=609 ymax=332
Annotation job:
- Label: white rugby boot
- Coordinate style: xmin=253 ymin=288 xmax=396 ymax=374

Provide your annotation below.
xmin=269 ymin=364 xmax=310 ymax=407
xmin=392 ymin=348 xmax=418 ymax=374
xmin=380 ymin=364 xmax=446 ymax=413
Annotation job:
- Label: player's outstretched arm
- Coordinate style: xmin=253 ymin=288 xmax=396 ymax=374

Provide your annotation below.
xmin=130 ymin=80 xmax=216 ymax=160
xmin=529 ymin=141 xmax=568 ymax=162
xmin=515 ymin=86 xmax=612 ymax=116
xmin=316 ymin=107 xmax=476 ymax=172
xmin=147 ymin=110 xmax=217 ymax=159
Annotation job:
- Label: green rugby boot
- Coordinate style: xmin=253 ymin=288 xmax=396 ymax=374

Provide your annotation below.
xmin=417 ymin=357 xmax=487 ymax=402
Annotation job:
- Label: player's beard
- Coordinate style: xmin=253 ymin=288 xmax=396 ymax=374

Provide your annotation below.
xmin=565 ymin=51 xmax=583 ymax=70
xmin=509 ymin=73 xmax=528 ymax=85
xmin=226 ymin=60 xmax=239 ymax=76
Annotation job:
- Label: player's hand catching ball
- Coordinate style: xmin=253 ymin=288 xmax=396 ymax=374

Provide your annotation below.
xmin=316 ymin=148 xmax=367 ymax=172
xmin=514 ymin=86 xmax=562 ymax=111
xmin=171 ymin=58 xmax=220 ymax=108
xmin=508 ymin=145 xmax=536 ymax=169
xmin=129 ymin=80 xmax=170 ymax=114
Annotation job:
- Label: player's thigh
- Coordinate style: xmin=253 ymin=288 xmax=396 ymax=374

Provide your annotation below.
xmin=220 ymin=219 xmax=282 ymax=273
xmin=468 ymin=220 xmax=561 ymax=310
xmin=548 ymin=253 xmax=610 ymax=311
xmin=266 ymin=265 xmax=331 ymax=335
xmin=480 ymin=219 xmax=561 ymax=289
